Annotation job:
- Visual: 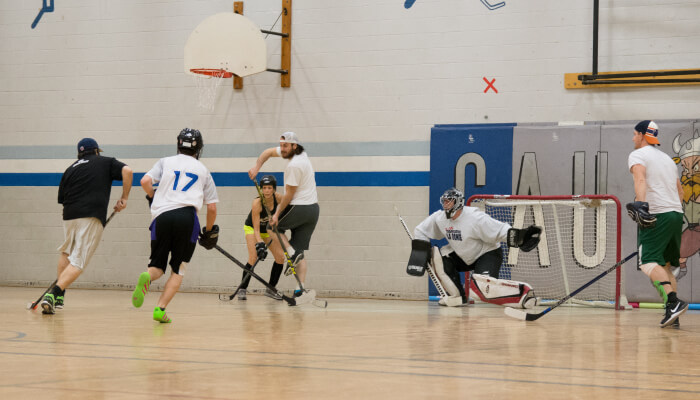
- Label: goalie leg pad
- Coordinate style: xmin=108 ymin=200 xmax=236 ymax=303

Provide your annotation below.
xmin=406 ymin=239 xmax=430 ymax=276
xmin=432 ymin=247 xmax=461 ymax=297
xmin=470 ymin=274 xmax=536 ymax=309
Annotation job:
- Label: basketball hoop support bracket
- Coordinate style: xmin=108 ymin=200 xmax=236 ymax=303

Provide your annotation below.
xmin=234 ymin=0 xmax=292 ymax=89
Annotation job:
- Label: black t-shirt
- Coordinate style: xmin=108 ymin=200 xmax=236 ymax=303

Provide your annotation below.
xmin=58 ymin=154 xmax=126 ymax=225
xmin=244 ymin=195 xmax=279 ymax=233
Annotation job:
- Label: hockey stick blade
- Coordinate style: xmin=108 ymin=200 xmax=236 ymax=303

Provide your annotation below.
xmin=214 ymin=245 xmax=297 ymax=307
xmin=292 ymin=290 xmax=328 ymax=308
xmin=503 ymin=251 xmax=638 ymax=321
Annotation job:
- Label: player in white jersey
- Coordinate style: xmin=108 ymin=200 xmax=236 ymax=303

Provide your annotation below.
xmin=248 ymin=131 xmax=320 ymax=297
xmin=409 ymin=188 xmax=541 ymax=307
xmin=131 ymin=128 xmax=219 ymax=323
xmin=626 ymin=120 xmax=687 ymax=327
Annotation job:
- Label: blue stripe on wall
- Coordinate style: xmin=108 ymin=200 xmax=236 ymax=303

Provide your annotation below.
xmin=0 ymin=172 xmax=429 ymax=187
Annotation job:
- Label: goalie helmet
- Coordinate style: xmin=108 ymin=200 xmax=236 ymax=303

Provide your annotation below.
xmin=260 ymin=175 xmax=277 ymax=191
xmin=177 ymin=128 xmax=203 ymax=159
xmin=440 ymin=187 xmax=464 ymax=219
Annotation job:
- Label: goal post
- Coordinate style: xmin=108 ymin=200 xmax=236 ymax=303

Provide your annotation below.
xmin=466 ymin=195 xmax=628 ymax=310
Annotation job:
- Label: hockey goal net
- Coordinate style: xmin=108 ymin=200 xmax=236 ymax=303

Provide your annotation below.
xmin=467 ymin=195 xmax=627 ymax=309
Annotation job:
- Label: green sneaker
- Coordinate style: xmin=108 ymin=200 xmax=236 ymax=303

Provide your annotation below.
xmin=55 ymin=295 xmax=64 ymax=309
xmin=132 ymin=272 xmax=150 ymax=308
xmin=41 ymin=293 xmax=55 ymax=315
xmin=153 ymin=307 xmax=171 ymax=323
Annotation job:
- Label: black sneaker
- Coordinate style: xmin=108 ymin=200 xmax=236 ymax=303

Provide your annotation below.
xmin=55 ymin=295 xmax=64 ymax=309
xmin=41 ymin=293 xmax=55 ymax=315
xmin=264 ymin=288 xmax=283 ymax=301
xmin=660 ymin=300 xmax=688 ymax=328
xmin=673 ymin=318 xmax=680 ymax=328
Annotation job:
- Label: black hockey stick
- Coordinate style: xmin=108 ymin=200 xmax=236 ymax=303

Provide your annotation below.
xmin=214 ymin=244 xmax=305 ymax=306
xmin=218 ymin=242 xmax=268 ymax=301
xmin=27 ymin=210 xmax=117 ymax=310
xmin=252 ymin=178 xmax=328 ymax=308
xmin=504 ymin=251 xmax=637 ymax=321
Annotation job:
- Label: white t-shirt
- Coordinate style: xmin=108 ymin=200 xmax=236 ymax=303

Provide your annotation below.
xmin=414 ymin=207 xmax=511 ymax=265
xmin=277 ymin=147 xmax=318 ymax=205
xmin=628 ymin=146 xmax=682 ymax=214
xmin=146 ymin=154 xmax=219 ymax=220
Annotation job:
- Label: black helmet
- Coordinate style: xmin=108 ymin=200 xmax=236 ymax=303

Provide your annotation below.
xmin=260 ymin=175 xmax=277 ymax=191
xmin=177 ymin=128 xmax=203 ymax=159
xmin=440 ymin=187 xmax=464 ymax=219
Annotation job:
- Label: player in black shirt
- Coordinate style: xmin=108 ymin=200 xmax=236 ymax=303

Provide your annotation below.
xmin=237 ymin=175 xmax=286 ymax=300
xmin=40 ymin=138 xmax=133 ymax=315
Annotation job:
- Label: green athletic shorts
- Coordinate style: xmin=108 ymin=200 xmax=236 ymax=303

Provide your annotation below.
xmin=638 ymin=211 xmax=683 ymax=267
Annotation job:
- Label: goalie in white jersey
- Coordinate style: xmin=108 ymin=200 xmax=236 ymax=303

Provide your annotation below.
xmin=131 ymin=128 xmax=219 ymax=323
xmin=409 ymin=188 xmax=541 ymax=308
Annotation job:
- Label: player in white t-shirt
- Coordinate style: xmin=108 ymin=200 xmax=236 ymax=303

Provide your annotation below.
xmin=131 ymin=128 xmax=219 ymax=323
xmin=627 ymin=120 xmax=687 ymax=328
xmin=248 ymin=132 xmax=320 ymax=297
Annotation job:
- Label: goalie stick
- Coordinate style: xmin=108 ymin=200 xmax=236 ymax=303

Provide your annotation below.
xmin=504 ymin=251 xmax=637 ymax=321
xmin=393 ymin=205 xmax=464 ymax=306
xmin=27 ymin=210 xmax=117 ymax=310
xmin=252 ymin=178 xmax=328 ymax=308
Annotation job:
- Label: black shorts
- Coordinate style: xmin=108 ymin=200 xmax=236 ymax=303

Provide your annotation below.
xmin=149 ymin=207 xmax=200 ymax=274
xmin=277 ymin=203 xmax=320 ymax=251
xmin=446 ymin=248 xmax=502 ymax=277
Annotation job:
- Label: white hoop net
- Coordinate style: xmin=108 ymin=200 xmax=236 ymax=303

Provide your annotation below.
xmin=192 ymin=70 xmax=230 ymax=111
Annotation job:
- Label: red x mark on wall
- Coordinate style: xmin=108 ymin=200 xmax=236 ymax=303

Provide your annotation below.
xmin=483 ymin=77 xmax=498 ymax=93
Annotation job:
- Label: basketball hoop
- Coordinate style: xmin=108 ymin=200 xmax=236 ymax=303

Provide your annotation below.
xmin=190 ymin=68 xmax=234 ymax=111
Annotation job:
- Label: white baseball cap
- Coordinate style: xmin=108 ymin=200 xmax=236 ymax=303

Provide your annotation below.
xmin=280 ymin=131 xmax=299 ymax=144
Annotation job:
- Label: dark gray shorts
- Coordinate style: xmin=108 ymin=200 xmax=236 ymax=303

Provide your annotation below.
xmin=278 ymin=203 xmax=320 ymax=251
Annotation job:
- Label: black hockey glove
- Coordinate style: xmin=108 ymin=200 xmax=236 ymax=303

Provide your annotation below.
xmin=146 ymin=189 xmax=156 ymax=207
xmin=255 ymin=242 xmax=268 ymax=261
xmin=507 ymin=225 xmax=542 ymax=252
xmin=626 ymin=201 xmax=656 ymax=228
xmin=199 ymin=225 xmax=220 ymax=250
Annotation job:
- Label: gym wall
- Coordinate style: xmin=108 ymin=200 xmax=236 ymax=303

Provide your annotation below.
xmin=1 ymin=1 xmax=699 ymax=301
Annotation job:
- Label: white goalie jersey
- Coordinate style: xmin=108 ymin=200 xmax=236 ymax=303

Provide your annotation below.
xmin=414 ymin=207 xmax=511 ymax=264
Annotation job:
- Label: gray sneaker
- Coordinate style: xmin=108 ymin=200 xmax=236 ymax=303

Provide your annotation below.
xmin=264 ymin=288 xmax=283 ymax=301
xmin=238 ymin=288 xmax=247 ymax=301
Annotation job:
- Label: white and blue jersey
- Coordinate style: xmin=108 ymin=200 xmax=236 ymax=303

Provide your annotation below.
xmin=146 ymin=154 xmax=219 ymax=221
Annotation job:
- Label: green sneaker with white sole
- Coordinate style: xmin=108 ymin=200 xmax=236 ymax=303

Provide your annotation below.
xmin=132 ymin=272 xmax=150 ymax=308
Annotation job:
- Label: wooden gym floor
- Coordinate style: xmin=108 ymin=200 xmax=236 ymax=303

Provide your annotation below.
xmin=1 ymin=286 xmax=699 ymax=399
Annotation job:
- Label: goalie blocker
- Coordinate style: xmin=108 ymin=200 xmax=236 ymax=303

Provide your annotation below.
xmin=406 ymin=239 xmax=430 ymax=276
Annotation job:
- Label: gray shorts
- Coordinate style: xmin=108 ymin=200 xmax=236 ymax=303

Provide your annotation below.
xmin=57 ymin=217 xmax=104 ymax=270
xmin=278 ymin=203 xmax=320 ymax=251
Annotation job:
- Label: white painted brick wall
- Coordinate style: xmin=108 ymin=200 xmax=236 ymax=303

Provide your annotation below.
xmin=1 ymin=0 xmax=699 ymax=298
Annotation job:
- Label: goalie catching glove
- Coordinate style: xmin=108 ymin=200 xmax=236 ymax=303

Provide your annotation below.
xmin=406 ymin=239 xmax=430 ymax=276
xmin=255 ymin=242 xmax=268 ymax=261
xmin=507 ymin=225 xmax=542 ymax=252
xmin=626 ymin=201 xmax=656 ymax=228
xmin=198 ymin=225 xmax=220 ymax=250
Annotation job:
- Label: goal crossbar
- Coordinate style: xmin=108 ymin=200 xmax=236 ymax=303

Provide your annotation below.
xmin=467 ymin=195 xmax=625 ymax=310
